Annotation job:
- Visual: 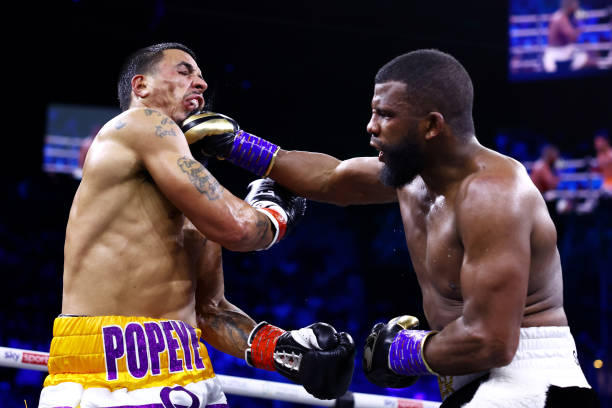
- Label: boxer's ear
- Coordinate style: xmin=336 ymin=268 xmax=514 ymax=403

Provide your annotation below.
xmin=132 ymin=75 xmax=150 ymax=99
xmin=424 ymin=112 xmax=445 ymax=141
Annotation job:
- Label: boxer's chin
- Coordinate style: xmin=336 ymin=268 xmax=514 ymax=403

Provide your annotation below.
xmin=378 ymin=142 xmax=424 ymax=188
xmin=379 ymin=163 xmax=419 ymax=188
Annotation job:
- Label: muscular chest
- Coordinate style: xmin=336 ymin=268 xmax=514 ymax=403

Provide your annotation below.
xmin=398 ymin=185 xmax=464 ymax=300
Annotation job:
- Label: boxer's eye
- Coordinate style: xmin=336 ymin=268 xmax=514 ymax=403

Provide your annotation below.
xmin=376 ymin=109 xmax=393 ymax=118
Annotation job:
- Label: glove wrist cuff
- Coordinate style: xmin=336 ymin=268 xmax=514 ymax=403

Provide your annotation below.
xmin=254 ymin=207 xmax=288 ymax=249
xmin=389 ymin=330 xmax=439 ymax=376
xmin=227 ymin=130 xmax=280 ymax=177
xmin=245 ymin=322 xmax=285 ymax=371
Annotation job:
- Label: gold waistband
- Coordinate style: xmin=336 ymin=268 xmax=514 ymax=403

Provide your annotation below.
xmin=44 ymin=315 xmax=215 ymax=391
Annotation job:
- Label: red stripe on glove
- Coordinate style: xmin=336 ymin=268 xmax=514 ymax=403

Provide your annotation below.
xmin=260 ymin=207 xmax=288 ymax=242
xmin=250 ymin=324 xmax=286 ymax=371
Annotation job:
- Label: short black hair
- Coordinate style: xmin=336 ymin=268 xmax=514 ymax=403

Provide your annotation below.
xmin=117 ymin=42 xmax=197 ymax=111
xmin=375 ymin=49 xmax=475 ymax=136
xmin=561 ymin=0 xmax=579 ymax=10
xmin=595 ymin=129 xmax=610 ymax=142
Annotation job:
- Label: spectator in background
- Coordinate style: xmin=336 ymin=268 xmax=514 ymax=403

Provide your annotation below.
xmin=531 ymin=144 xmax=561 ymax=193
xmin=543 ymin=0 xmax=590 ymax=73
xmin=593 ymin=131 xmax=612 ymax=192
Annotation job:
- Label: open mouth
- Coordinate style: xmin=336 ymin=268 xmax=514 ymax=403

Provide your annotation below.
xmin=370 ymin=138 xmax=384 ymax=162
xmin=183 ymin=95 xmax=204 ymax=111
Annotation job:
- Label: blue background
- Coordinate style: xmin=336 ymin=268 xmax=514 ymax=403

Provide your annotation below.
xmin=1 ymin=0 xmax=611 ymax=406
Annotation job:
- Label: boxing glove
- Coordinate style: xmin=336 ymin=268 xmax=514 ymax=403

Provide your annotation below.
xmin=246 ymin=322 xmax=355 ymax=400
xmin=245 ymin=178 xmax=306 ymax=249
xmin=181 ymin=111 xmax=279 ymax=177
xmin=363 ymin=315 xmax=438 ymax=388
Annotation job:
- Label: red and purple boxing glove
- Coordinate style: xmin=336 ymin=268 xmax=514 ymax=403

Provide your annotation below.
xmin=245 ymin=322 xmax=355 ymax=399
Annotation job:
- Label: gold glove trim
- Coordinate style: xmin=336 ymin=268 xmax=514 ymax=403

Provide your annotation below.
xmin=420 ymin=330 xmax=440 ymax=376
xmin=389 ymin=315 xmax=420 ymax=330
xmin=262 ymin=146 xmax=280 ymax=178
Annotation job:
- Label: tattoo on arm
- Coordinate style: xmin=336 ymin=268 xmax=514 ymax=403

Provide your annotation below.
xmin=115 ymin=120 xmax=126 ymax=130
xmin=255 ymin=213 xmax=271 ymax=245
xmin=200 ymin=309 xmax=251 ymax=353
xmin=177 ymin=156 xmax=224 ymax=200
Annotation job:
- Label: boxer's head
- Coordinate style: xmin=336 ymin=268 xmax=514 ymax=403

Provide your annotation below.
xmin=541 ymin=145 xmax=560 ymax=166
xmin=118 ymin=43 xmax=207 ymax=122
xmin=368 ymin=49 xmax=474 ymax=187
xmin=561 ymin=0 xmax=580 ymax=14
xmin=594 ymin=132 xmax=610 ymax=153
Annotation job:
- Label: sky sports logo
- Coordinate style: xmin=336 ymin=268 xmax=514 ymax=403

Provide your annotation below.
xmin=22 ymin=352 xmax=49 ymax=366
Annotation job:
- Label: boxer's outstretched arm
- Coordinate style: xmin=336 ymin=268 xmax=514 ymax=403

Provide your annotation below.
xmin=185 ymin=223 xmax=256 ymax=358
xmin=181 ymin=111 xmax=395 ymax=205
xmin=270 ymin=150 xmax=397 ymax=206
xmin=124 ymin=108 xmax=274 ymax=251
xmin=423 ymin=176 xmax=533 ymax=375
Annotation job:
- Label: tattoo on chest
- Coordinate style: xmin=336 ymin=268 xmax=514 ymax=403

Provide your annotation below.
xmin=144 ymin=109 xmax=161 ymax=117
xmin=155 ymin=117 xmax=177 ymax=138
xmin=177 ymin=156 xmax=224 ymax=200
xmin=144 ymin=109 xmax=177 ymax=138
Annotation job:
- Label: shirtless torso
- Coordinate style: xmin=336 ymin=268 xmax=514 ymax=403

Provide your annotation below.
xmin=62 ymin=110 xmax=198 ymax=324
xmin=397 ymin=148 xmax=566 ymax=332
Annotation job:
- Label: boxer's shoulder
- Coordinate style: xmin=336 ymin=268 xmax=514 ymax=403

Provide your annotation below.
xmin=456 ymin=158 xmax=537 ymax=225
xmin=100 ymin=108 xmax=179 ymax=142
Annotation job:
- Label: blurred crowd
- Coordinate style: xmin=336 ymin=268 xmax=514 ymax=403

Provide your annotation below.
xmin=498 ymin=129 xmax=612 ymax=214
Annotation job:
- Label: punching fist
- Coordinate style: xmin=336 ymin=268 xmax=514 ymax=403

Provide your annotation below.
xmin=181 ymin=111 xmax=280 ymax=177
xmin=181 ymin=112 xmax=237 ymax=159
xmin=363 ymin=315 xmax=437 ymax=388
xmin=246 ymin=322 xmax=355 ymax=399
xmin=245 ymin=178 xmax=306 ymax=249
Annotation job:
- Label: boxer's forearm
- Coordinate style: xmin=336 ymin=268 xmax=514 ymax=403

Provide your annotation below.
xmin=423 ymin=317 xmax=517 ymax=376
xmin=270 ymin=150 xmax=397 ymax=205
xmin=197 ymin=300 xmax=256 ymax=359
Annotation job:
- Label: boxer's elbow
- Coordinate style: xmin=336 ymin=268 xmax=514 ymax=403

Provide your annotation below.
xmin=477 ymin=332 xmax=517 ymax=368
xmin=223 ymin=216 xmax=274 ymax=252
xmin=218 ymin=223 xmax=258 ymax=251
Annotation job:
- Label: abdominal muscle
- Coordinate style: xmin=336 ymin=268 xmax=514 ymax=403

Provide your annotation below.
xmin=61 ymin=161 xmax=197 ymax=326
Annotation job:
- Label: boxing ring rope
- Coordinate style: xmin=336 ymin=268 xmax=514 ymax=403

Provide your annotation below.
xmin=0 ymin=346 xmax=441 ymax=408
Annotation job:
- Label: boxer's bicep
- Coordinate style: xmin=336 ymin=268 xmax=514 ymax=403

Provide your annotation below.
xmin=271 ymin=151 xmax=396 ymax=205
xmin=127 ymin=110 xmax=273 ymax=250
xmin=559 ymin=16 xmax=580 ymax=41
xmin=330 ymin=156 xmax=398 ymax=204
xmin=458 ymin=181 xmax=531 ymax=359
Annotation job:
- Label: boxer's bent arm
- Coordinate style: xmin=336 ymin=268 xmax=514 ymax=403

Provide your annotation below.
xmin=184 ymin=226 xmax=255 ymax=359
xmin=127 ymin=109 xmax=274 ymax=251
xmin=269 ymin=150 xmax=397 ymax=206
xmin=423 ymin=177 xmax=532 ymax=375
xmin=558 ymin=15 xmax=580 ymax=42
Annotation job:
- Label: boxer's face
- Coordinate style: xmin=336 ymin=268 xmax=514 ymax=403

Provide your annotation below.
xmin=144 ymin=49 xmax=207 ymax=123
xmin=368 ymin=81 xmax=426 ymax=187
xmin=594 ymin=136 xmax=609 ymax=152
